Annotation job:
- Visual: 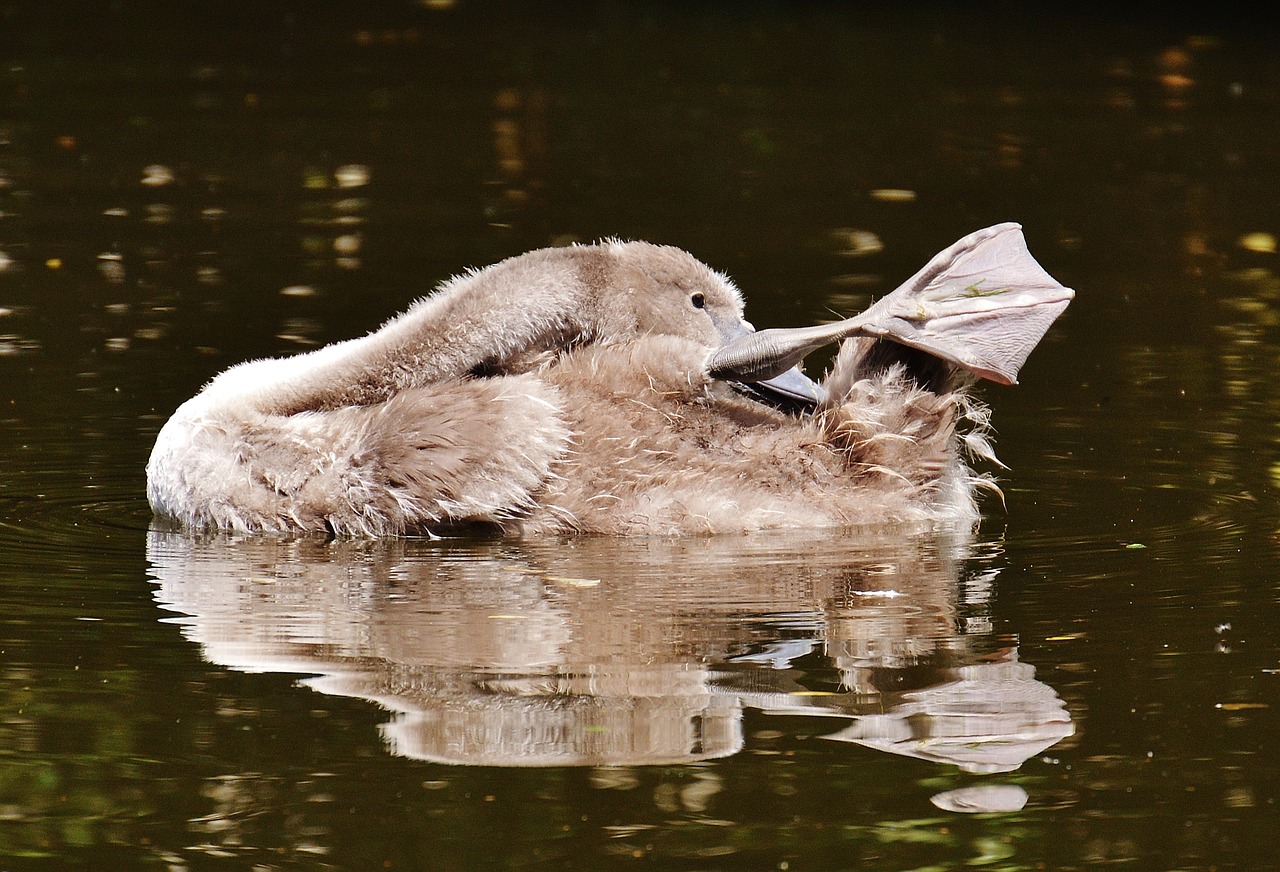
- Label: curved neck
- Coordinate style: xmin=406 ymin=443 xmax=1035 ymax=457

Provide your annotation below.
xmin=206 ymin=247 xmax=606 ymax=416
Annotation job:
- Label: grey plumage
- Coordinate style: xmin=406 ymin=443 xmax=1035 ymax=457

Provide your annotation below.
xmin=146 ymin=227 xmax=1072 ymax=536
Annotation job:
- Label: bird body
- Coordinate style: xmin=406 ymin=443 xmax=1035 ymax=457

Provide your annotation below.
xmin=147 ymin=225 xmax=1073 ymax=537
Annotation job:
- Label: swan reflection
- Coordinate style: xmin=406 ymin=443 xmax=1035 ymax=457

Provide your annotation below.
xmin=145 ymin=528 xmax=1072 ymax=772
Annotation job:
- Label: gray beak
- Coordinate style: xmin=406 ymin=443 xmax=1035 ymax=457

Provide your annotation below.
xmin=749 ymin=364 xmax=827 ymax=406
xmin=710 ymin=313 xmax=826 ymax=410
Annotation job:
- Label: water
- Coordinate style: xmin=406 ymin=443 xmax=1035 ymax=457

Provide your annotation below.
xmin=3 ymin=2 xmax=1280 ymax=868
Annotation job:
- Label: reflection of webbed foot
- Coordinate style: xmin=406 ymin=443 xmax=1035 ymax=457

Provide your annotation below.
xmin=727 ymin=639 xmax=820 ymax=669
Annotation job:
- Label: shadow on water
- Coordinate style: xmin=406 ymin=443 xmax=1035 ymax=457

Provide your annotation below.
xmin=146 ymin=526 xmax=1072 ymax=803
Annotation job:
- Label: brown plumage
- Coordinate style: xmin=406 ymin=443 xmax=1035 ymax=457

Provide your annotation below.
xmin=146 ymin=225 xmax=1073 ymax=536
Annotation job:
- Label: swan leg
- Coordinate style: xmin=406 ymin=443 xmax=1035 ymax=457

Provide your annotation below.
xmin=707 ymin=223 xmax=1074 ymax=387
xmin=848 ymin=223 xmax=1074 ymax=386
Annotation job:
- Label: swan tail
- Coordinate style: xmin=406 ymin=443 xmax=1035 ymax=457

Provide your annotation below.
xmin=819 ymin=335 xmax=1006 ymax=517
xmin=820 ymin=351 xmax=962 ymax=494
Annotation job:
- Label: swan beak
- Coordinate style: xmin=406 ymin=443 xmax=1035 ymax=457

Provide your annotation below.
xmin=711 ymin=316 xmax=826 ymax=410
xmin=749 ymin=365 xmax=827 ymax=407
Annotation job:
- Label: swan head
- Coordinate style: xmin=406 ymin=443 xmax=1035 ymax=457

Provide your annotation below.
xmin=596 ymin=240 xmax=825 ymax=408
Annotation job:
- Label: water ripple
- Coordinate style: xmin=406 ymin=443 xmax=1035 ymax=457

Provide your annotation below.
xmin=0 ymin=487 xmax=152 ymax=566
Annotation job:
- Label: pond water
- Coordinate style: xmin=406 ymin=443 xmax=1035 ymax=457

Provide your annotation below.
xmin=3 ymin=2 xmax=1280 ymax=869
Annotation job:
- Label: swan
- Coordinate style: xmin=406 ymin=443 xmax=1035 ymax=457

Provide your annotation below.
xmin=146 ymin=223 xmax=1073 ymax=536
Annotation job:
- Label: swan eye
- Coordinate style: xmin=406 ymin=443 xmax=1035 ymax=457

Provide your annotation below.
xmin=691 ymin=292 xmax=706 ymax=310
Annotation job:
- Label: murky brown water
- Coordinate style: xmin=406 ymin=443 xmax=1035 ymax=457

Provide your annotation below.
xmin=3 ymin=3 xmax=1280 ymax=869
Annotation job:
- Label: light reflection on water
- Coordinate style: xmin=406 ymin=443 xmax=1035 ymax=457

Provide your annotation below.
xmin=145 ymin=527 xmax=1072 ymax=779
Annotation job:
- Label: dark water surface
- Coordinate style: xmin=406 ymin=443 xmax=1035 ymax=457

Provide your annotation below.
xmin=3 ymin=2 xmax=1280 ymax=868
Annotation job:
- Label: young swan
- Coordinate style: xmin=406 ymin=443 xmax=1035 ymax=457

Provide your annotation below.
xmin=147 ymin=223 xmax=1073 ymax=536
